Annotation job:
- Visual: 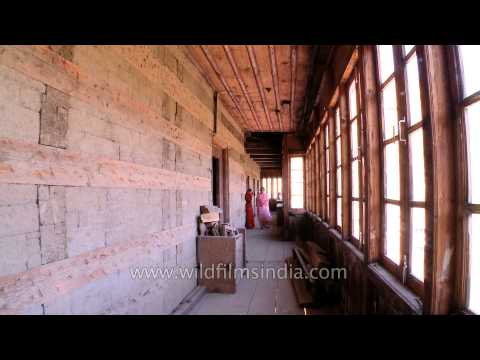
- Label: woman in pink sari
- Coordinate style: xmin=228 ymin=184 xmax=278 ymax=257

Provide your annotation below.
xmin=256 ymin=187 xmax=272 ymax=229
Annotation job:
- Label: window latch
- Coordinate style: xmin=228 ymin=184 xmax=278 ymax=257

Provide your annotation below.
xmin=399 ymin=118 xmax=407 ymax=143
xmin=402 ymin=254 xmax=408 ymax=284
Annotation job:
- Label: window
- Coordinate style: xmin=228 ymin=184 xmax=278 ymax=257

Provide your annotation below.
xmin=456 ymin=45 xmax=480 ymax=314
xmin=319 ymin=121 xmax=327 ymax=220
xmin=212 ymin=157 xmax=220 ymax=207
xmin=348 ymin=67 xmax=366 ymax=248
xmin=305 ymin=150 xmax=310 ymax=210
xmin=306 ymin=148 xmax=313 ymax=211
xmin=376 ymin=45 xmax=429 ymax=294
xmin=315 ymin=135 xmax=321 ymax=215
xmin=325 ymin=124 xmax=330 ymax=220
xmin=290 ymin=157 xmax=304 ymax=209
xmin=310 ymin=148 xmax=314 ymax=211
xmin=335 ymin=107 xmax=342 ymax=229
xmin=313 ymin=140 xmax=318 ymax=214
xmin=261 ymin=176 xmax=282 ymax=200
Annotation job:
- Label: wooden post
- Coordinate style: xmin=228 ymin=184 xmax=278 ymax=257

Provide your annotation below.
xmin=423 ymin=45 xmax=457 ymax=315
xmin=316 ymin=132 xmax=321 ymax=215
xmin=222 ymin=148 xmax=230 ymax=223
xmin=340 ymin=85 xmax=351 ymax=239
xmin=362 ymin=46 xmax=382 ymax=263
xmin=329 ymin=109 xmax=337 ymax=226
xmin=320 ymin=122 xmax=326 ymax=220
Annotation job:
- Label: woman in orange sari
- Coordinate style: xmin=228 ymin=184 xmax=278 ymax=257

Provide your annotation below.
xmin=245 ymin=188 xmax=255 ymax=229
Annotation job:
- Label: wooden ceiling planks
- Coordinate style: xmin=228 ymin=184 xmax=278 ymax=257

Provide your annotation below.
xmin=223 ymin=45 xmax=262 ymax=129
xmin=186 ymin=45 xmax=319 ymax=134
xmin=187 ymin=45 xmax=247 ymax=129
xmin=276 ymin=45 xmax=293 ymax=131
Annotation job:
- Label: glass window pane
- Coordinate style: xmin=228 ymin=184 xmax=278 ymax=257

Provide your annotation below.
xmin=336 ymin=137 xmax=342 ymax=167
xmin=378 ymin=45 xmax=395 ymax=83
xmin=326 ymin=171 xmax=330 ymax=194
xmin=326 ymin=195 xmax=330 ymax=219
xmin=385 ymin=141 xmax=400 ymax=200
xmin=406 ymin=53 xmax=422 ymax=126
xmin=290 ymin=157 xmax=304 ymax=209
xmin=291 ymin=157 xmax=303 ymax=171
xmin=291 ymin=178 xmax=303 ymax=192
xmin=262 ymin=178 xmax=266 ymax=189
xmin=349 ymin=80 xmax=357 ymax=119
xmin=335 ymin=108 xmax=341 ymax=137
xmin=466 ymin=102 xmax=480 ymax=204
xmin=404 ymin=45 xmax=415 ymax=54
xmin=351 ymin=118 xmax=358 ymax=158
xmin=273 ymin=177 xmax=278 ymax=199
xmin=291 ymin=195 xmax=303 ymax=209
xmin=325 ymin=125 xmax=329 ymax=145
xmin=352 ymin=200 xmax=360 ymax=239
xmin=326 ymin=147 xmax=330 ymax=172
xmin=385 ymin=203 xmax=401 ymax=265
xmin=352 ymin=159 xmax=359 ymax=198
xmin=459 ymin=45 xmax=480 ymax=98
xmin=410 ymin=207 xmax=425 ymax=281
xmin=337 ymin=168 xmax=342 ymax=196
xmin=382 ymin=79 xmax=398 ymax=139
xmin=469 ymin=214 xmax=480 ymax=314
xmin=409 ymin=128 xmax=426 ymax=202
xmin=337 ymin=197 xmax=342 ymax=227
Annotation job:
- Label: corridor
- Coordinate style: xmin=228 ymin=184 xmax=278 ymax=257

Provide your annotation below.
xmin=189 ymin=222 xmax=303 ymax=315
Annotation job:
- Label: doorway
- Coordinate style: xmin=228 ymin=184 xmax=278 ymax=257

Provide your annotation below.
xmin=212 ymin=144 xmax=230 ymax=223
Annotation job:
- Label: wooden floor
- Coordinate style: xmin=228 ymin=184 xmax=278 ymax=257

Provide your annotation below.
xmin=190 ymin=217 xmax=305 ymax=315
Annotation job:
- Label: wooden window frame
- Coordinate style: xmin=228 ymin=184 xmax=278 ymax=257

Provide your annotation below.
xmin=289 ymin=155 xmax=305 ymax=210
xmin=319 ymin=115 xmax=328 ymax=221
xmin=334 ymin=106 xmax=342 ymax=231
xmin=449 ymin=45 xmax=480 ymax=313
xmin=323 ymin=121 xmax=331 ymax=222
xmin=347 ymin=66 xmax=366 ymax=250
xmin=375 ymin=45 xmax=432 ymax=298
xmin=308 ymin=150 xmax=311 ymax=210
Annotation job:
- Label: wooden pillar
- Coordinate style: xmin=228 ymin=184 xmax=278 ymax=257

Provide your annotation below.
xmin=423 ymin=45 xmax=457 ymax=315
xmin=282 ymin=136 xmax=290 ymax=237
xmin=329 ymin=109 xmax=336 ymax=226
xmin=362 ymin=45 xmax=382 ymax=263
xmin=340 ymin=85 xmax=351 ymax=239
xmin=319 ymin=123 xmax=326 ymax=220
xmin=305 ymin=149 xmax=309 ymax=211
xmin=316 ymin=133 xmax=321 ymax=215
xmin=308 ymin=147 xmax=313 ymax=211
xmin=222 ymin=148 xmax=230 ymax=223
xmin=312 ymin=142 xmax=316 ymax=214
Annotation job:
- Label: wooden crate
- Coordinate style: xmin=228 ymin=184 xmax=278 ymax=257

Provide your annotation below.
xmin=197 ymin=232 xmax=245 ymax=293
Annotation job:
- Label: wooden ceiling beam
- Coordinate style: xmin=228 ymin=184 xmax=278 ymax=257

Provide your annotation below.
xmin=249 ymin=156 xmax=281 ymax=160
xmin=248 ymin=152 xmax=282 ymax=156
xmin=290 ymin=45 xmax=297 ymax=130
xmin=246 ymin=45 xmax=274 ymax=131
xmin=200 ymin=46 xmax=250 ymax=129
xmin=300 ymin=45 xmax=335 ymax=134
xmin=268 ymin=45 xmax=283 ymax=131
xmin=223 ymin=45 xmax=262 ymax=129
xmin=254 ymin=161 xmax=281 ymax=165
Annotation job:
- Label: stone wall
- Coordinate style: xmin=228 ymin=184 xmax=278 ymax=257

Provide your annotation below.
xmin=0 ymin=45 xmax=259 ymax=314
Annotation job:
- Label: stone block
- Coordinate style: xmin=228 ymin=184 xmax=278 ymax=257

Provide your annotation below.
xmin=0 ymin=232 xmax=41 ymax=277
xmin=40 ymin=223 xmax=67 ymax=264
xmin=40 ymin=85 xmax=70 ymax=148
xmin=0 ymin=203 xmax=39 ymax=238
xmin=0 ymin=183 xmax=37 ymax=207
